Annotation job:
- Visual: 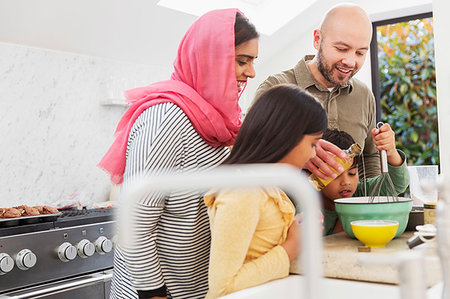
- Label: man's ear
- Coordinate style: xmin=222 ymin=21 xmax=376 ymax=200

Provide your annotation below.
xmin=313 ymin=29 xmax=321 ymax=50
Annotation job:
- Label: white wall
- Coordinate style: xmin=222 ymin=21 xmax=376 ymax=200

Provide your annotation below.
xmin=241 ymin=24 xmax=317 ymax=111
xmin=0 ymin=0 xmax=193 ymax=67
xmin=432 ymin=0 xmax=450 ymax=176
xmin=0 ymin=42 xmax=171 ymax=208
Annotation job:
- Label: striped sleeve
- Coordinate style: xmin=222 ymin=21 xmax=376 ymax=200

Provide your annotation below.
xmin=122 ymin=103 xmax=186 ymax=291
xmin=115 ymin=102 xmax=230 ymax=298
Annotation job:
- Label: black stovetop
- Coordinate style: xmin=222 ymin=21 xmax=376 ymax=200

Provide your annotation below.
xmin=0 ymin=208 xmax=116 ymax=237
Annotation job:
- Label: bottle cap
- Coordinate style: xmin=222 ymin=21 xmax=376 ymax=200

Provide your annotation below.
xmin=350 ymin=143 xmax=362 ymax=155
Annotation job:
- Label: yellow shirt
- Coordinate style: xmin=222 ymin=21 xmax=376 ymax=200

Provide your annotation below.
xmin=204 ymin=187 xmax=295 ymax=298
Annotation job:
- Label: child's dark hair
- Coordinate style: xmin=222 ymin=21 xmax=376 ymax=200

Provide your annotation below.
xmin=223 ymin=84 xmax=327 ymax=164
xmin=322 ymin=129 xmax=359 ymax=168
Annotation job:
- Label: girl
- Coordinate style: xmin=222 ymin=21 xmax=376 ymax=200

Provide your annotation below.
xmin=204 ymin=84 xmax=328 ymax=298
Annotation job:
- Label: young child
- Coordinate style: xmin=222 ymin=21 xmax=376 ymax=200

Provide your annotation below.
xmin=321 ymin=125 xmax=410 ymax=235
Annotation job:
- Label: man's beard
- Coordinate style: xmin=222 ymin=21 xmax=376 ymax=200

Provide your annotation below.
xmin=316 ymin=47 xmax=356 ymax=87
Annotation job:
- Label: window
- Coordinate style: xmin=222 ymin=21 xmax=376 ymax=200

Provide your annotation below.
xmin=370 ymin=12 xmax=438 ymax=166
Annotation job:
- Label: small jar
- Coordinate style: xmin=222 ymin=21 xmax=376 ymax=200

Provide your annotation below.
xmin=423 ymin=202 xmax=437 ymax=225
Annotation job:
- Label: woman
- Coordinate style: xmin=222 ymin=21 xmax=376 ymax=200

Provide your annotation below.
xmin=204 ymin=84 xmax=328 ymax=298
xmin=98 ymin=9 xmax=259 ymax=299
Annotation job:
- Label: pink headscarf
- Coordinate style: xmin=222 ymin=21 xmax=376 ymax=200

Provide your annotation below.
xmin=98 ymin=8 xmax=244 ymax=184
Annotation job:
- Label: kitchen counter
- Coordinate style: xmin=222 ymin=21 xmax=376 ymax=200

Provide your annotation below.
xmin=290 ymin=231 xmax=442 ymax=287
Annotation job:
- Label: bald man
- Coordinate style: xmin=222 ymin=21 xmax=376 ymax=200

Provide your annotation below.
xmin=254 ymin=3 xmax=381 ymax=179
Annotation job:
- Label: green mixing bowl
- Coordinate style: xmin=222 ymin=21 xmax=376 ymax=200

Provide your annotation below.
xmin=334 ymin=197 xmax=412 ymax=238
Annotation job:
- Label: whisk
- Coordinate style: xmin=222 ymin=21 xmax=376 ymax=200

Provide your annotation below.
xmin=368 ymin=122 xmax=399 ymax=203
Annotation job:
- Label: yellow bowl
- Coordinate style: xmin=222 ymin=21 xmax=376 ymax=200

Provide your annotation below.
xmin=351 ymin=220 xmax=399 ymax=247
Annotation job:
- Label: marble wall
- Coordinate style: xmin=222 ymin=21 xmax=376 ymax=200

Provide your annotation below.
xmin=0 ymin=42 xmax=171 ymax=208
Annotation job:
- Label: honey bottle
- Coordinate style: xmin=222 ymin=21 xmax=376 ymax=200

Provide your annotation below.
xmin=309 ymin=143 xmax=362 ymax=191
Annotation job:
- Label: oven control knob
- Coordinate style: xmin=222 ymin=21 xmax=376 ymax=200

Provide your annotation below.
xmin=0 ymin=253 xmax=14 ymax=274
xmin=77 ymin=239 xmax=95 ymax=258
xmin=16 ymin=249 xmax=37 ymax=270
xmin=58 ymin=242 xmax=77 ymax=262
xmin=95 ymin=236 xmax=113 ymax=254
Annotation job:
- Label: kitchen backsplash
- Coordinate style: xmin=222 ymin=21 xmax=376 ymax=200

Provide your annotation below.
xmin=0 ymin=42 xmax=171 ymax=208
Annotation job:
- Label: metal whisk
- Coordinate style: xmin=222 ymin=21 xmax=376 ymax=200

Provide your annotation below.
xmin=368 ymin=122 xmax=399 ymax=203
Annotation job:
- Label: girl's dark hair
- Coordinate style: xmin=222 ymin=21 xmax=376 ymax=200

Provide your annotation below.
xmin=223 ymin=84 xmax=327 ymax=164
xmin=235 ymin=13 xmax=259 ymax=47
xmin=322 ymin=129 xmax=359 ymax=167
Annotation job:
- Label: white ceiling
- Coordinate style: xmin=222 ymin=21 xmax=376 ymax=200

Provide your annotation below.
xmin=0 ymin=0 xmax=432 ymax=67
xmin=157 ymin=0 xmax=319 ymax=35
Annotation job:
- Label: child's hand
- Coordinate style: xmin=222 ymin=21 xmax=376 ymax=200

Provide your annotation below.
xmin=371 ymin=123 xmax=396 ymax=153
xmin=371 ymin=123 xmax=402 ymax=166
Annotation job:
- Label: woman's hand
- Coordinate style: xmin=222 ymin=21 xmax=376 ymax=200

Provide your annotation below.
xmin=304 ymin=139 xmax=347 ymax=180
xmin=371 ymin=123 xmax=402 ymax=166
xmin=281 ymin=214 xmax=302 ymax=261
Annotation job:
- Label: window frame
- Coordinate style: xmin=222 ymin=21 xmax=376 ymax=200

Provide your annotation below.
xmin=369 ymin=11 xmax=433 ymax=122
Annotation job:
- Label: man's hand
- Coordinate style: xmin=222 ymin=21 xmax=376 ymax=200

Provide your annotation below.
xmin=304 ymin=139 xmax=347 ymax=180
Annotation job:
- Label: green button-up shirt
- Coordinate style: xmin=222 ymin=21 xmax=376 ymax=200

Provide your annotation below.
xmin=254 ymin=55 xmax=380 ymax=178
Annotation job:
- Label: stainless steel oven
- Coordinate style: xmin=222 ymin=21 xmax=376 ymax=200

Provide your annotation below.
xmin=0 ymin=270 xmax=112 ymax=298
xmin=0 ymin=209 xmax=115 ymax=299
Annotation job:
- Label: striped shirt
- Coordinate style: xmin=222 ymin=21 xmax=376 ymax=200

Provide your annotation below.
xmin=110 ymin=103 xmax=230 ymax=299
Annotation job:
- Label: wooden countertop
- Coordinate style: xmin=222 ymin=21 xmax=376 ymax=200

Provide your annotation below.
xmin=290 ymin=231 xmax=442 ymax=287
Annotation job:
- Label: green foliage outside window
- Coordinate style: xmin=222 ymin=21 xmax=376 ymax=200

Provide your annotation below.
xmin=377 ymin=17 xmax=439 ymax=166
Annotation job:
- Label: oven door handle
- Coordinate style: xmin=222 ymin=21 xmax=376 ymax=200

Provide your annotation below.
xmin=0 ymin=272 xmax=113 ymax=299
